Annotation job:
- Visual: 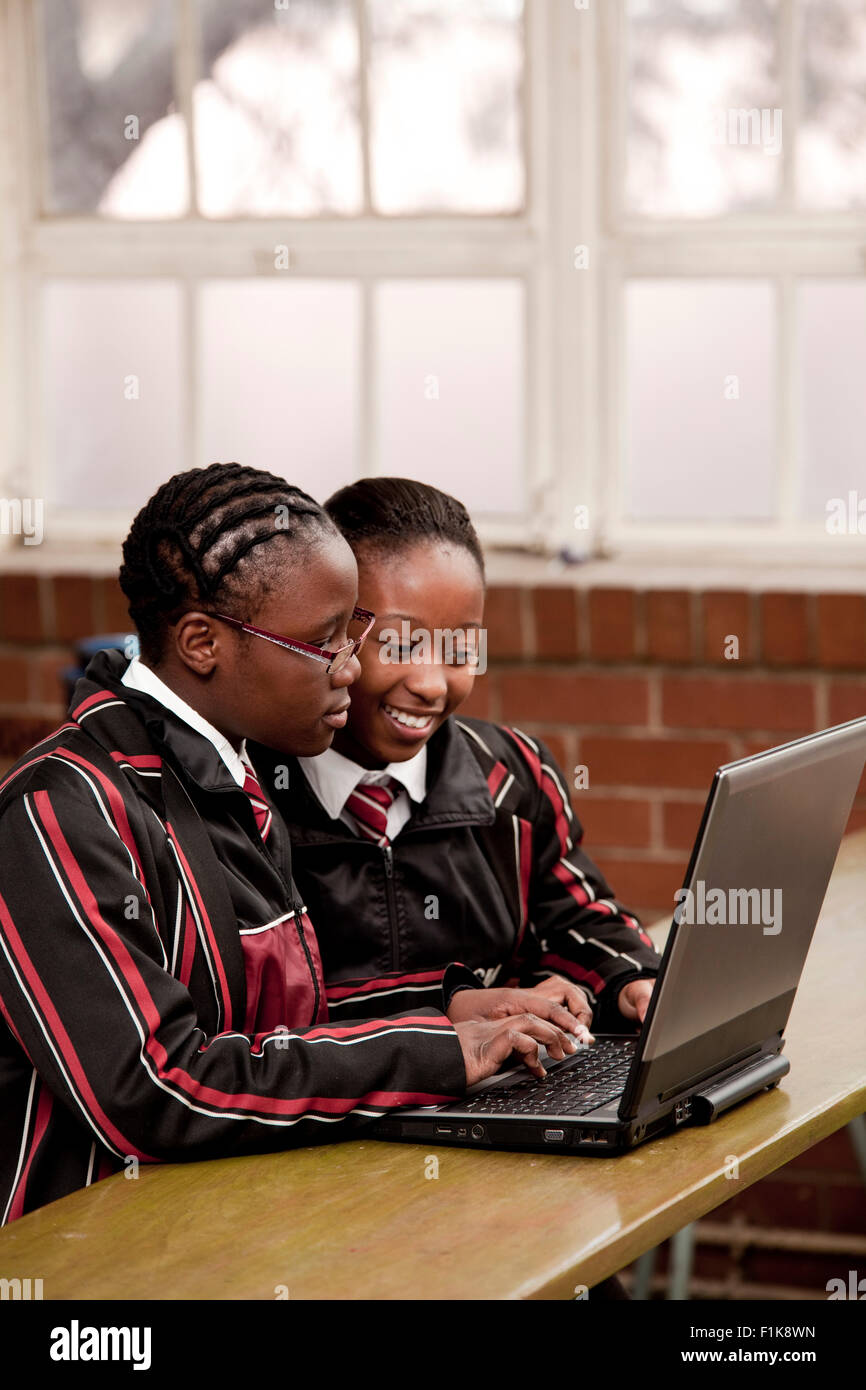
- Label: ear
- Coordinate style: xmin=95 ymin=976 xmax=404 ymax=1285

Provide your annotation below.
xmin=172 ymin=611 xmax=224 ymax=677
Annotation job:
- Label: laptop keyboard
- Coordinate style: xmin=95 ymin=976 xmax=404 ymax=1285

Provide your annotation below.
xmin=444 ymin=1039 xmax=637 ymax=1117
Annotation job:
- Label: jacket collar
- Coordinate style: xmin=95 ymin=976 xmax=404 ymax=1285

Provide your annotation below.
xmin=69 ymin=649 xmax=244 ymax=807
xmin=251 ymin=715 xmax=496 ymax=846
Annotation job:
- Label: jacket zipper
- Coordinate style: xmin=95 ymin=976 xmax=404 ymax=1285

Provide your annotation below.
xmin=382 ymin=843 xmax=400 ymax=971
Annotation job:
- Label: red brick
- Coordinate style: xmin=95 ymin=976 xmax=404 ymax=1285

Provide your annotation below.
xmin=35 ymin=649 xmax=75 ymax=706
xmin=722 ymin=1178 xmax=820 ymax=1229
xmin=828 ymin=680 xmax=866 ymax=725
xmin=701 ymin=591 xmax=753 ymax=665
xmin=0 ymin=653 xmax=30 ymax=703
xmin=484 ymin=586 xmax=527 ymax=661
xmin=662 ymin=675 xmax=815 ymax=732
xmin=0 ymin=575 xmax=42 ymax=644
xmin=577 ymin=794 xmax=652 ymax=849
xmin=823 ymin=1183 xmax=866 ymax=1235
xmin=816 ymin=594 xmax=866 ymax=670
xmin=0 ymin=715 xmax=60 ymax=759
xmin=531 ymin=587 xmax=579 ymax=660
xmin=50 ymin=574 xmax=96 ymax=643
xmin=646 ymin=590 xmax=694 ymax=663
xmin=98 ymin=578 xmax=133 ymax=634
xmin=592 ymin=853 xmax=686 ymax=913
xmin=458 ymin=676 xmax=491 ymax=720
xmin=761 ymin=592 xmax=811 ymax=667
xmin=581 ymin=734 xmax=731 ymax=790
xmin=786 ymin=1127 xmax=861 ymax=1172
xmin=587 ymin=589 xmax=638 ymax=661
xmin=662 ymin=798 xmax=705 ymax=850
xmin=500 ymin=670 xmax=648 ymax=727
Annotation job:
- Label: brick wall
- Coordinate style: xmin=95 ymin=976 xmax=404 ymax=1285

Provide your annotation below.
xmin=459 ymin=584 xmax=866 ymax=918
xmin=2 ymin=573 xmax=866 ymax=918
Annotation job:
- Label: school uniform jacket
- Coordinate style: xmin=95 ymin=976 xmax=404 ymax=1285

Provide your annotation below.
xmin=250 ymin=718 xmax=662 ymax=1033
xmin=0 ymin=649 xmax=473 ymax=1224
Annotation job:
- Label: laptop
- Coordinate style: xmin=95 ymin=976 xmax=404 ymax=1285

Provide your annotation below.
xmin=371 ymin=717 xmax=866 ymax=1156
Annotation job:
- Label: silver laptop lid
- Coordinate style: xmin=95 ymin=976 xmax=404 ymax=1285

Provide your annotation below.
xmin=620 ymin=717 xmax=866 ymax=1119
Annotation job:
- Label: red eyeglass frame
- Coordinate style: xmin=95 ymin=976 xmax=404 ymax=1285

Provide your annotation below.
xmin=208 ymin=605 xmax=376 ymax=674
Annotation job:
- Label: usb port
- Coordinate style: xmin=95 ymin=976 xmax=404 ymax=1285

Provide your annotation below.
xmin=434 ymin=1126 xmax=453 ymax=1135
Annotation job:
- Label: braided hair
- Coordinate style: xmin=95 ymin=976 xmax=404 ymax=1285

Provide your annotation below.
xmin=324 ymin=477 xmax=484 ymax=579
xmin=119 ymin=463 xmax=333 ymax=666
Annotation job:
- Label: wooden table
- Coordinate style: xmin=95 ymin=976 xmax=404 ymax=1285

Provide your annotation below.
xmin=1 ymin=833 xmax=864 ymax=1301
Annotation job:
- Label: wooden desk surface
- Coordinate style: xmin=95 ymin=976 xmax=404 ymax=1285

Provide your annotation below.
xmin=1 ymin=833 xmax=864 ymax=1301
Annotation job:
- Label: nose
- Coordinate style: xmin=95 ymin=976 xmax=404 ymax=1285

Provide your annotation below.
xmin=403 ymin=660 xmax=449 ymax=703
xmin=331 ymin=652 xmax=361 ymax=688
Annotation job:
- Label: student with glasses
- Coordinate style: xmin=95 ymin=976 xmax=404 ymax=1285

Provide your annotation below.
xmin=252 ymin=477 xmax=662 ymax=1052
xmin=0 ymin=463 xmax=581 ymax=1223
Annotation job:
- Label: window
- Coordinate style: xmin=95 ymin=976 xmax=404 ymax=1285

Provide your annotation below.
xmin=4 ymin=0 xmax=538 ymax=547
xmin=602 ymin=0 xmax=866 ymax=555
xmin=2 ymin=1 xmax=864 ymax=560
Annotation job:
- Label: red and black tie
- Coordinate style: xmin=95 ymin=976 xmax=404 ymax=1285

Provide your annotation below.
xmin=345 ymin=778 xmax=399 ymax=847
xmin=241 ymin=755 xmax=273 ymax=843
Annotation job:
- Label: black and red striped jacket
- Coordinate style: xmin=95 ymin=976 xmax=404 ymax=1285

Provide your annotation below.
xmin=0 ymin=649 xmax=474 ymax=1224
xmin=251 ymin=718 xmax=662 ymax=1032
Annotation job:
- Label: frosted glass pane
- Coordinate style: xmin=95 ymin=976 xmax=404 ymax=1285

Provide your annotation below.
xmin=798 ymin=0 xmax=866 ymax=211
xmin=375 ymin=280 xmax=525 ymax=515
xmin=625 ymin=280 xmax=775 ymax=521
xmin=41 ymin=0 xmax=188 ymax=217
xmin=367 ymin=0 xmax=524 ymax=214
xmin=798 ymin=281 xmax=866 ymax=520
xmin=43 ymin=281 xmax=184 ymax=510
xmin=195 ymin=0 xmax=362 ymax=217
xmin=199 ymin=281 xmax=359 ymax=500
xmin=626 ymin=0 xmax=781 ymax=217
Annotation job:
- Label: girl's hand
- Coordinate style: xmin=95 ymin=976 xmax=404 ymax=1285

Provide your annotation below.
xmin=447 ymin=983 xmax=594 ymax=1043
xmin=523 ymin=974 xmax=594 ymax=1033
xmin=617 ymin=977 xmax=655 ymax=1025
xmin=453 ymin=1016 xmax=580 ymax=1085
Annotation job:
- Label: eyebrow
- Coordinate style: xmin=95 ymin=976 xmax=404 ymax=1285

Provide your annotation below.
xmin=375 ymin=615 xmax=483 ymax=629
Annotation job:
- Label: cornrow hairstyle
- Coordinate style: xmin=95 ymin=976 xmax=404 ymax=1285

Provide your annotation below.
xmin=324 ymin=476 xmax=485 ymax=580
xmin=119 ymin=463 xmax=334 ymax=666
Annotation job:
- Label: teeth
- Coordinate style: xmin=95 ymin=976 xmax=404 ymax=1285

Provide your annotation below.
xmin=384 ymin=703 xmax=433 ymax=730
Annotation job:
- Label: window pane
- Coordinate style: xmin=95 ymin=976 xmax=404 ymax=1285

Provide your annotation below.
xmin=195 ymin=0 xmax=362 ymax=217
xmin=198 ymin=281 xmax=359 ymax=499
xmin=798 ymin=0 xmax=866 ymax=211
xmin=375 ymin=280 xmax=525 ymax=515
xmin=43 ymin=281 xmax=184 ymax=509
xmin=798 ymin=281 xmax=866 ymax=521
xmin=40 ymin=0 xmax=187 ymax=217
xmin=368 ymin=0 xmax=524 ymax=214
xmin=626 ymin=0 xmax=781 ymax=218
xmin=624 ymin=280 xmax=776 ymax=521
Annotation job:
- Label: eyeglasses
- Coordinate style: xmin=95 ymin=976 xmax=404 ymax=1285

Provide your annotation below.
xmin=208 ymin=606 xmax=375 ymax=674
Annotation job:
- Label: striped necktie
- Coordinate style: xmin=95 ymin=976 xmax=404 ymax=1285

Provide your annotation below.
xmin=241 ymin=755 xmax=273 ymax=843
xmin=345 ymin=778 xmax=399 ymax=847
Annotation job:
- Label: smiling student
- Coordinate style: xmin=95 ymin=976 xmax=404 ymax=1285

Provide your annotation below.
xmin=251 ymin=477 xmax=662 ymax=1037
xmin=0 ymin=464 xmax=581 ymax=1223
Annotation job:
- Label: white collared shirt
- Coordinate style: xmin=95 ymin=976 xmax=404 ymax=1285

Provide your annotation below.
xmin=298 ymin=744 xmax=428 ymax=840
xmin=121 ymin=656 xmax=250 ymax=788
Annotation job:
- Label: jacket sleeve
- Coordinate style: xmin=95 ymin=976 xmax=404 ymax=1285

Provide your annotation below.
xmin=0 ymin=781 xmax=468 ymax=1164
xmin=507 ymin=731 xmax=662 ymax=1034
xmin=325 ymin=963 xmax=483 ymax=1022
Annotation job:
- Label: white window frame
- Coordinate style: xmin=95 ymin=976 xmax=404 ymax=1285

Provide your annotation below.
xmin=5 ymin=1 xmax=860 ymax=565
xmin=2 ymin=0 xmax=590 ymax=555
xmin=597 ymin=0 xmax=866 ymax=562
